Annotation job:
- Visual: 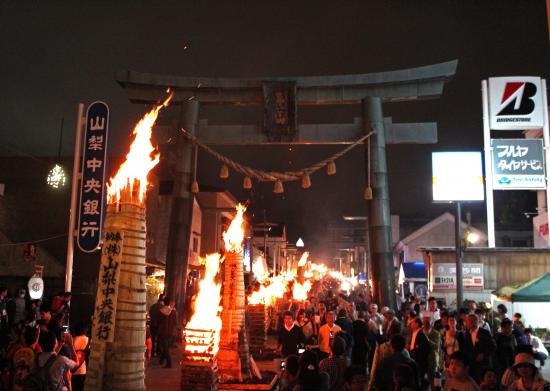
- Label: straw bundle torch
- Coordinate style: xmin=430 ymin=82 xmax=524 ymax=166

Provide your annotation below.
xmin=85 ymin=92 xmax=172 ymax=391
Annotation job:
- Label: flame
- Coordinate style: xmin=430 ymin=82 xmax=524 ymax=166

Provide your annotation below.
xmin=292 ymin=280 xmax=312 ymax=301
xmin=223 ymin=204 xmax=246 ymax=253
xmin=247 ymin=274 xmax=288 ymax=305
xmin=107 ymin=91 xmax=173 ymax=204
xmin=252 ymin=255 xmax=268 ymax=283
xmin=297 ymin=252 xmax=309 ymax=267
xmin=184 ymin=253 xmax=223 ymax=359
xmin=311 ymin=263 xmax=327 ymax=273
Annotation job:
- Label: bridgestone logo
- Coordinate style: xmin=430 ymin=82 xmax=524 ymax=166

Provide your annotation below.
xmin=496 ymin=118 xmax=531 ymax=122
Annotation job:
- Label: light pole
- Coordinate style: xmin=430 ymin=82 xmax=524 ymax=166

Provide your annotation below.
xmin=454 ymin=202 xmax=463 ymax=309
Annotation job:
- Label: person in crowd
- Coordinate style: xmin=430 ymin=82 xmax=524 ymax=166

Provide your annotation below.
xmin=512 ymin=313 xmax=528 ymax=346
xmin=427 ymin=297 xmax=440 ymax=323
xmin=479 ymin=367 xmax=499 ymax=391
xmin=497 ymin=303 xmax=508 ymax=320
xmin=277 ymin=311 xmax=306 ymax=359
xmin=501 ymin=345 xmax=537 ymax=390
xmin=367 ymin=304 xmax=385 ymax=342
xmin=38 ymin=306 xmax=61 ymax=339
xmin=26 ymin=300 xmax=41 ymax=327
xmin=279 ymin=354 xmax=299 ymax=391
xmin=474 ymin=308 xmax=492 ymax=335
xmin=318 ymin=303 xmax=327 ymax=326
xmin=30 ymin=330 xmax=77 ymax=391
xmin=335 ymin=309 xmax=354 ymax=360
xmin=316 ymin=311 xmax=342 ymax=360
xmin=370 ymin=320 xmax=411 ymax=390
xmin=384 ymin=310 xmax=402 ymax=341
xmin=7 ymin=325 xmax=41 ymax=360
xmin=457 ymin=307 xmax=471 ymax=331
xmin=295 ymin=309 xmax=314 ymax=343
xmin=463 ymin=313 xmax=496 ymax=382
xmin=525 ymin=328 xmax=548 ymax=368
xmin=71 ymin=322 xmax=89 ymax=391
xmin=0 ymin=287 xmax=8 ymax=329
xmin=422 ymin=314 xmax=441 ymax=388
xmin=443 ymin=313 xmax=463 ymax=370
xmin=9 ymin=326 xmax=40 ymax=391
xmin=373 ymin=334 xmax=418 ymax=391
xmin=168 ymin=299 xmax=179 ymax=347
xmin=412 ymin=296 xmax=421 ymax=314
xmin=495 ymin=318 xmax=517 ymax=377
xmin=403 ymin=310 xmax=417 ymax=347
xmin=336 ymin=294 xmax=348 ymax=314
xmin=324 ymin=291 xmax=338 ymax=312
xmin=294 ymin=349 xmax=329 ymax=391
xmin=506 ymin=352 xmax=550 ymax=391
xmin=7 ymin=289 xmax=27 ymax=328
xmin=393 ymin=363 xmax=419 ymax=391
xmin=157 ymin=296 xmax=177 ymax=368
xmin=319 ymin=335 xmax=348 ymax=391
xmin=335 ymin=309 xmax=353 ymax=338
xmin=149 ymin=293 xmax=164 ymax=357
xmin=434 ymin=309 xmax=449 ymax=333
xmin=351 ymin=310 xmax=374 ymax=369
xmin=355 ymin=294 xmax=368 ymax=312
xmin=345 ymin=301 xmax=357 ymax=322
xmin=444 ymin=351 xmax=480 ymax=391
xmin=409 ymin=317 xmax=431 ymax=388
xmin=307 ymin=311 xmax=320 ymax=343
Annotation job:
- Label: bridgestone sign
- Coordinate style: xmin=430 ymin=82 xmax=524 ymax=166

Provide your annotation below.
xmin=488 ymin=77 xmax=544 ymax=130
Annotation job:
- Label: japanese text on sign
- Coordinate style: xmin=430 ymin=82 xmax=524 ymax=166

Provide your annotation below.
xmin=92 ymin=231 xmax=123 ymax=342
xmin=491 ymin=139 xmax=546 ymax=190
xmin=77 ymin=101 xmax=110 ymax=252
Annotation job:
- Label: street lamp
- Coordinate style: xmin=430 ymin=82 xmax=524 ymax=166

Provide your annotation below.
xmin=47 ymin=164 xmax=67 ymax=189
xmin=47 ymin=118 xmax=67 ymax=189
xmin=296 ymin=238 xmax=304 ymax=247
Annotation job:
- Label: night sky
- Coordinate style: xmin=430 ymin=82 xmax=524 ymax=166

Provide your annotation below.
xmin=1 ymin=1 xmax=549 ymax=259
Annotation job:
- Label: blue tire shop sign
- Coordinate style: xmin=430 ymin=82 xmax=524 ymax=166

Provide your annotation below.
xmin=77 ymin=102 xmax=110 ymax=252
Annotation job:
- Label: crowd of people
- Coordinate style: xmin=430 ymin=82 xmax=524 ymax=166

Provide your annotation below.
xmin=277 ymin=287 xmax=550 ymax=391
xmin=0 ymin=287 xmax=89 ymax=391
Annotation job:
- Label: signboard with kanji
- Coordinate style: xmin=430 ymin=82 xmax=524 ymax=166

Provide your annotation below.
xmin=91 ymin=230 xmax=123 ymax=343
xmin=432 ymin=263 xmax=484 ymax=290
xmin=77 ymin=101 xmax=109 ymax=252
xmin=491 ymin=139 xmax=546 ymax=190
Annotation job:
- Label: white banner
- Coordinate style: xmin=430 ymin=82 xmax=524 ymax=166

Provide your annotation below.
xmin=488 ymin=77 xmax=544 ymax=130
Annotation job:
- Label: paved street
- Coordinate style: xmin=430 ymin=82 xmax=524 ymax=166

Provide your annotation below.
xmin=146 ymin=345 xmax=281 ymax=391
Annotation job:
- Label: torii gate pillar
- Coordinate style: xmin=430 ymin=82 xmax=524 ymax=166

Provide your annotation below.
xmin=363 ymin=97 xmax=396 ymax=309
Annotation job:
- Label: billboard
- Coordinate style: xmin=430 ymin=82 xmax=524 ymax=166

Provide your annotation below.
xmin=432 ymin=152 xmax=484 ymax=202
xmin=433 ymin=263 xmax=484 ymax=290
xmin=491 ymin=139 xmax=546 ymax=190
xmin=77 ymin=101 xmax=110 ymax=253
xmin=488 ymin=77 xmax=544 ymax=130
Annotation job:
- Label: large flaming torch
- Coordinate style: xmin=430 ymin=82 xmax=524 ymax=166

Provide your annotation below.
xmin=217 ymin=204 xmax=251 ymax=382
xmin=85 ymin=93 xmax=172 ymax=391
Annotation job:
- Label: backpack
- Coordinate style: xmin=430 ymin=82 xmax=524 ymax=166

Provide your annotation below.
xmin=23 ymin=354 xmax=62 ymax=391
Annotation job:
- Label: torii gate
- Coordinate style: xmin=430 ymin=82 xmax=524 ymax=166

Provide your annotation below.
xmin=116 ymin=60 xmax=457 ymax=311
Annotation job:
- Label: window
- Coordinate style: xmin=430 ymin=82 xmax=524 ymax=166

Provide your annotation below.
xmin=193 ymin=237 xmax=198 ymax=253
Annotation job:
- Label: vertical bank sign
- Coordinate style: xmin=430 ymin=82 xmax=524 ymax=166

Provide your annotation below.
xmin=77 ymin=102 xmax=110 ymax=253
xmin=488 ymin=77 xmax=544 ymax=130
